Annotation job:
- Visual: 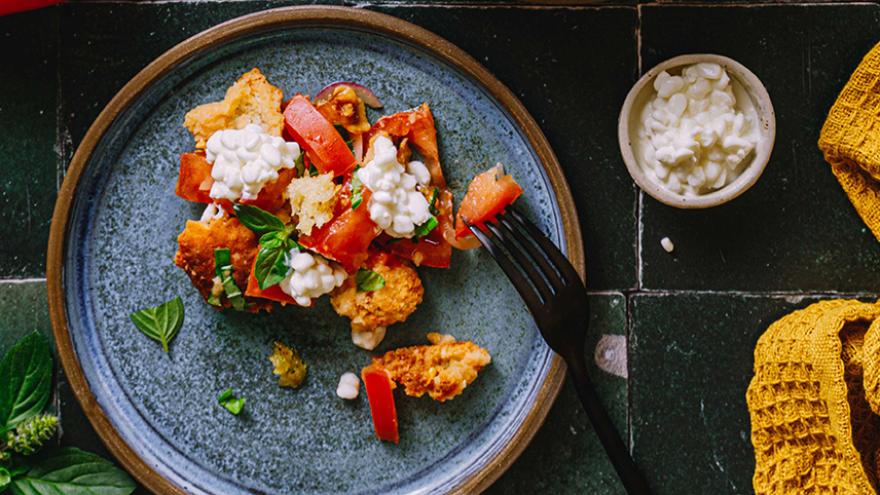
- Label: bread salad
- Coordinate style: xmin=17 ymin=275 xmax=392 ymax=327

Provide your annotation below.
xmin=163 ymin=68 xmax=523 ymax=443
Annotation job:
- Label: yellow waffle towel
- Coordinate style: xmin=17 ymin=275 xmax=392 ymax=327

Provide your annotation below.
xmin=747 ymin=299 xmax=880 ymax=494
xmin=819 ymin=42 xmax=880 ymax=240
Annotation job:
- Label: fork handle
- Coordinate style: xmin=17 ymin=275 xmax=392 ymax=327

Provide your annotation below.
xmin=565 ymin=354 xmax=652 ymax=495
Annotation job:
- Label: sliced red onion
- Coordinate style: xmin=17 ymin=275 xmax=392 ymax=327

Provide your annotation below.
xmin=315 ymin=81 xmax=383 ymax=109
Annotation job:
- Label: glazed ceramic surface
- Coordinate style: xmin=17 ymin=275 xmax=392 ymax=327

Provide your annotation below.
xmin=60 ymin=22 xmax=571 ymax=495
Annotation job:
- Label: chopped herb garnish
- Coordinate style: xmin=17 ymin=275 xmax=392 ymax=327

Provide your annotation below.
xmin=209 ymin=248 xmax=248 ymax=311
xmin=351 ymin=167 xmax=363 ymax=210
xmin=130 ymin=297 xmax=185 ymax=352
xmin=308 ymin=163 xmax=319 ymax=177
xmin=414 ymin=216 xmax=439 ymax=238
xmin=428 ymin=188 xmax=440 ymax=216
xmin=356 ymin=268 xmax=386 ymax=292
xmin=294 ymin=153 xmax=305 ymax=177
xmin=217 ymin=389 xmax=245 ymax=415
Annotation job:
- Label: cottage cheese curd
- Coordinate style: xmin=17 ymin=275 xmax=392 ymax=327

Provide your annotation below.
xmin=278 ymin=250 xmax=347 ymax=306
xmin=357 ymin=135 xmax=432 ymax=238
xmin=205 ymin=124 xmax=301 ymax=201
xmin=351 ymin=326 xmax=387 ymax=351
xmin=336 ymin=372 xmax=360 ymax=400
xmin=636 ymin=63 xmax=759 ymax=196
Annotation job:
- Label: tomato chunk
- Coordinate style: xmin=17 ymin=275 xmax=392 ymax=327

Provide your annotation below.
xmin=455 ymin=165 xmax=524 ymax=238
xmin=388 ymin=188 xmax=453 ymax=268
xmin=176 ymin=153 xmax=295 ymax=213
xmin=241 ymin=167 xmax=295 ymax=213
xmin=284 ymin=95 xmax=356 ymax=177
xmin=244 ymin=261 xmax=301 ymax=306
xmin=361 ymin=365 xmax=399 ymax=444
xmin=176 ymin=152 xmax=214 ymax=204
xmin=368 ymin=103 xmax=445 ymax=188
xmin=298 ymin=180 xmax=380 ymax=271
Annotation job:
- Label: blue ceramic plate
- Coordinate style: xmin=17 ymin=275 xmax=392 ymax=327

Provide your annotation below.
xmin=48 ymin=7 xmax=581 ymax=495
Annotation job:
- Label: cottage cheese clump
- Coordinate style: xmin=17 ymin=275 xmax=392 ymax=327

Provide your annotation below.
xmin=637 ymin=62 xmax=760 ymax=196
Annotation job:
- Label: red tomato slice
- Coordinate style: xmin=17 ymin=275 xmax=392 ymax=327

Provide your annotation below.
xmin=361 ymin=365 xmax=399 ymax=444
xmin=176 ymin=152 xmax=214 ymax=204
xmin=298 ymin=180 xmax=380 ymax=271
xmin=454 ymin=165 xmax=524 ymax=238
xmin=244 ymin=261 xmax=301 ymax=306
xmin=176 ymin=153 xmax=295 ymax=213
xmin=241 ymin=167 xmax=295 ymax=213
xmin=284 ymin=95 xmax=356 ymax=177
xmin=387 ymin=188 xmax=453 ymax=268
xmin=367 ymin=103 xmax=445 ymax=188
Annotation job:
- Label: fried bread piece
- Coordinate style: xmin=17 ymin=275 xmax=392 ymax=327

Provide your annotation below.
xmin=184 ymin=68 xmax=284 ymax=149
xmin=330 ymin=252 xmax=423 ymax=332
xmin=174 ymin=215 xmax=270 ymax=312
xmin=370 ymin=333 xmax=491 ymax=402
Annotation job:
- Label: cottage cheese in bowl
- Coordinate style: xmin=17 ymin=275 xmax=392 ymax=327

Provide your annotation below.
xmin=619 ymin=54 xmax=775 ymax=208
xmin=637 ymin=63 xmax=759 ymax=196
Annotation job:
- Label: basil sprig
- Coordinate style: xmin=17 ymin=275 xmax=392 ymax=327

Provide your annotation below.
xmin=218 ymin=389 xmax=245 ymax=416
xmin=0 ymin=334 xmax=135 ymax=494
xmin=356 ymin=268 xmax=386 ymax=292
xmin=233 ymin=204 xmax=301 ymax=290
xmin=130 ymin=297 xmax=185 ymax=353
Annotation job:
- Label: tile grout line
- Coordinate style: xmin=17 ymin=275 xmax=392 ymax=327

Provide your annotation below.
xmin=627 ymin=2 xmax=643 ymax=455
xmin=0 ymin=278 xmax=48 ymax=284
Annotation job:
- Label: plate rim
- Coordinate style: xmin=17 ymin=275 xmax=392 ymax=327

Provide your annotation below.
xmin=46 ymin=6 xmax=584 ymax=494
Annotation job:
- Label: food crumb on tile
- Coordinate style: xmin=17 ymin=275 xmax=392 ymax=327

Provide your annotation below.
xmin=660 ymin=236 xmax=675 ymax=253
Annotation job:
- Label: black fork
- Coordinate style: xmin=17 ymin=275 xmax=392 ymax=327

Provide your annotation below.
xmin=466 ymin=206 xmax=651 ymax=495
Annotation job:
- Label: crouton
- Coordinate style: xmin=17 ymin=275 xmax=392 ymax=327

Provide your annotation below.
xmin=287 ymin=172 xmax=338 ymax=236
xmin=330 ymin=252 xmax=423 ymax=332
xmin=183 ymin=68 xmax=284 ymax=149
xmin=174 ymin=216 xmax=270 ymax=312
xmin=370 ymin=333 xmax=491 ymax=402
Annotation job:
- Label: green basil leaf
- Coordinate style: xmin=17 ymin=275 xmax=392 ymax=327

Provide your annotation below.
xmin=428 ymin=188 xmax=440 ymax=216
xmin=294 ymin=153 xmax=305 ymax=178
xmin=0 ymin=332 xmax=52 ymax=433
xmin=351 ymin=171 xmax=363 ymax=210
xmin=259 ymin=230 xmax=289 ymax=250
xmin=0 ymin=466 xmax=10 ymax=490
xmin=9 ymin=448 xmax=135 ymax=495
xmin=254 ymin=246 xmax=292 ymax=290
xmin=130 ymin=297 xmax=185 ymax=353
xmin=308 ymin=163 xmax=319 ymax=177
xmin=217 ymin=389 xmax=245 ymax=416
xmin=356 ymin=268 xmax=385 ymax=292
xmin=414 ymin=215 xmax=439 ymax=238
xmin=233 ymin=204 xmax=285 ymax=235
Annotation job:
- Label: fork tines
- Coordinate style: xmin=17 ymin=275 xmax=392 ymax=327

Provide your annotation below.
xmin=465 ymin=206 xmax=582 ymax=316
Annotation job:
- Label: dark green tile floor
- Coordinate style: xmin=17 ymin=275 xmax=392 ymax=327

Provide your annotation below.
xmin=2 ymin=1 xmax=880 ymax=493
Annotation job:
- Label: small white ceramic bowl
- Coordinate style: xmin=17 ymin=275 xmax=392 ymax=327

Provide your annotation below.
xmin=618 ymin=54 xmax=776 ymax=208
